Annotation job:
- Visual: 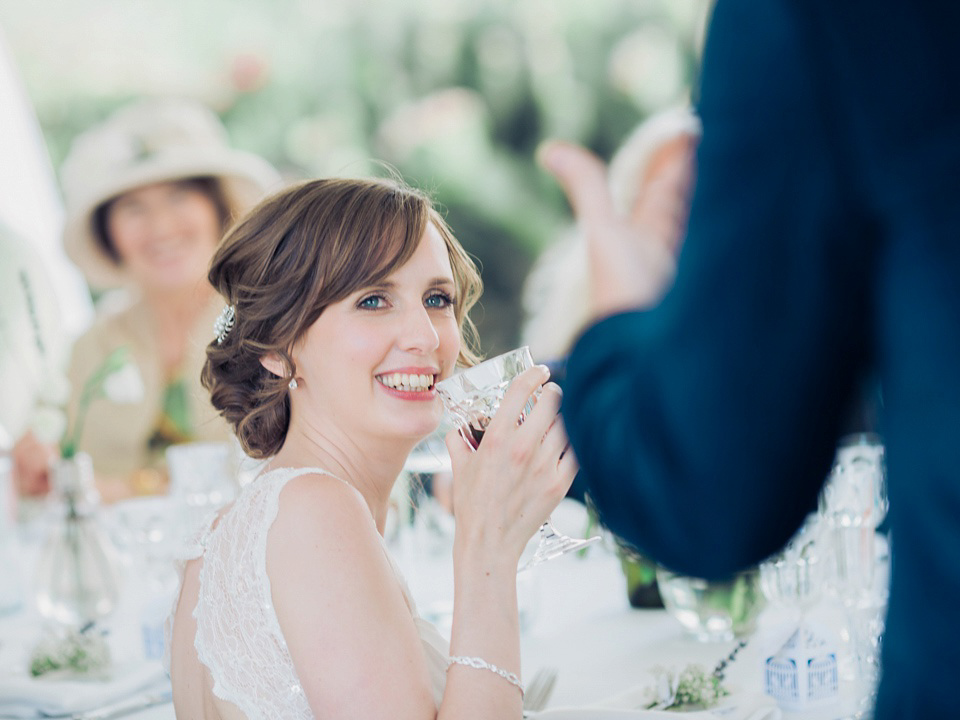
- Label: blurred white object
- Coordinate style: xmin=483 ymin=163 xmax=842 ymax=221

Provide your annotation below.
xmin=166 ymin=441 xmax=237 ymax=536
xmin=0 ymin=453 xmax=24 ymax=614
xmin=0 ymin=28 xmax=92 ymax=339
xmin=105 ymin=496 xmax=182 ymax=661
xmin=764 ymin=619 xmax=839 ymax=713
xmin=0 ymin=223 xmax=68 ymax=445
xmin=759 ymin=514 xmax=823 ymax=614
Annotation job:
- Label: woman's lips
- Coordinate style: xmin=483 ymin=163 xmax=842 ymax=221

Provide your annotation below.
xmin=375 ymin=371 xmax=438 ymax=400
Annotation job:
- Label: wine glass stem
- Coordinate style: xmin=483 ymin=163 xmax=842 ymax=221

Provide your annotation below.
xmin=517 ymin=517 xmax=601 ymax=573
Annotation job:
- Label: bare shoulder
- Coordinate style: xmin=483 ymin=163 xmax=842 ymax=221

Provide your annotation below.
xmin=271 ymin=472 xmax=375 ymax=543
xmin=266 ymin=472 xmax=385 ymax=586
xmin=265 ymin=473 xmax=434 ymax=716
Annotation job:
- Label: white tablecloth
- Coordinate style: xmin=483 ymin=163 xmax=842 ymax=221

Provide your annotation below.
xmin=0 ymin=499 xmax=872 ymax=719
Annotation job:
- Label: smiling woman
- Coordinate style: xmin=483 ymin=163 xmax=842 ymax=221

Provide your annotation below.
xmin=170 ymin=175 xmax=578 ymax=719
xmin=10 ymin=97 xmax=280 ymax=502
xmin=201 ymin=177 xmax=482 ymax=459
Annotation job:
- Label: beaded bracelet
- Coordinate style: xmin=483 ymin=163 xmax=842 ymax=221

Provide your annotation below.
xmin=446 ymin=655 xmax=525 ymax=697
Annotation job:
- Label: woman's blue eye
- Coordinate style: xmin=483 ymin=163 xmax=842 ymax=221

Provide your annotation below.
xmin=425 ymin=292 xmax=454 ymax=309
xmin=358 ymin=295 xmax=386 ymax=309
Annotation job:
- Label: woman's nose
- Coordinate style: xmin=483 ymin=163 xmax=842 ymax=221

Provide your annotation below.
xmin=144 ymin=204 xmax=178 ymax=240
xmin=399 ymin=304 xmax=440 ymax=352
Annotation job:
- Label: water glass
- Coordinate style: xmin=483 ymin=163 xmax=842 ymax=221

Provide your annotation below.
xmin=436 ymin=346 xmax=600 ymax=571
xmin=657 ymin=566 xmax=765 ymax=642
xmin=167 ymin=441 xmax=237 ymax=537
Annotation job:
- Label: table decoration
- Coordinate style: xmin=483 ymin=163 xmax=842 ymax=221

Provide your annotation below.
xmin=28 ymin=623 xmax=111 ymax=678
xmin=645 ymin=664 xmax=729 ymax=711
xmin=763 ymin=621 xmax=838 ymax=713
xmin=31 ymin=346 xmax=142 ymax=629
xmin=34 ymin=452 xmax=121 ymax=626
xmin=656 ymin=567 xmax=764 ymax=643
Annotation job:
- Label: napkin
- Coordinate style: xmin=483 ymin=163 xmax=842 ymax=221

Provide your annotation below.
xmin=0 ymin=662 xmax=168 ymax=719
xmin=527 ymin=688 xmax=781 ymax=720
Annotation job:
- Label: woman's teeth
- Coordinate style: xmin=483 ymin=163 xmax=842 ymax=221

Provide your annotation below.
xmin=377 ymin=372 xmax=436 ymax=391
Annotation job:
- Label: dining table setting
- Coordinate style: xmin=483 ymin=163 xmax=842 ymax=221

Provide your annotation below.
xmin=0 ymin=432 xmax=888 ymax=720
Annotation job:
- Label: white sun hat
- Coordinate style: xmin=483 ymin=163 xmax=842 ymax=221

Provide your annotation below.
xmin=60 ymin=97 xmax=282 ymax=289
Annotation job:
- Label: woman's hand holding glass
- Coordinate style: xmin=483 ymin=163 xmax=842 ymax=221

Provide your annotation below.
xmin=444 ymin=364 xmax=578 ymax=569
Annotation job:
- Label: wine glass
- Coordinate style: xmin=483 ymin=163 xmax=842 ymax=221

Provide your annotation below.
xmin=818 ymin=434 xmax=890 ymax=716
xmin=435 ymin=346 xmax=600 ymax=571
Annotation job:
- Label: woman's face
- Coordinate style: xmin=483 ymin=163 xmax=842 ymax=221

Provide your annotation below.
xmin=290 ymin=221 xmax=462 ymax=445
xmin=106 ymin=180 xmax=222 ymax=292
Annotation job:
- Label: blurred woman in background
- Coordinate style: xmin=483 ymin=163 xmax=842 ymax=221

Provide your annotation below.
xmin=13 ymin=97 xmax=280 ymax=502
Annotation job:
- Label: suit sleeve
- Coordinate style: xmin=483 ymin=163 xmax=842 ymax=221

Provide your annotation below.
xmin=562 ymin=0 xmax=874 ymax=578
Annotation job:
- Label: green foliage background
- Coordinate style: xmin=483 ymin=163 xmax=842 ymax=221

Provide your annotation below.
xmin=1 ymin=0 xmax=709 ymax=355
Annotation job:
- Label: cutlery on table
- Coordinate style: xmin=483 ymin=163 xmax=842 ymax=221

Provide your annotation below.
xmin=523 ymin=666 xmax=559 ymax=717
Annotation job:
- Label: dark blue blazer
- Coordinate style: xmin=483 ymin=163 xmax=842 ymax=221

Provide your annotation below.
xmin=562 ymin=2 xmax=960 ymax=717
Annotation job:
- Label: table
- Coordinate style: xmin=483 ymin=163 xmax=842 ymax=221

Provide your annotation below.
xmin=0 ymin=499 xmax=875 ymax=719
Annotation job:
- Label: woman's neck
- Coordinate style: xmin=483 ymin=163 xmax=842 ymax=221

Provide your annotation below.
xmin=269 ymin=424 xmax=417 ymax=535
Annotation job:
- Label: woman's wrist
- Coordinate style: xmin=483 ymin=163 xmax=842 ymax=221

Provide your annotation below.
xmin=453 ymin=530 xmax=522 ymax=580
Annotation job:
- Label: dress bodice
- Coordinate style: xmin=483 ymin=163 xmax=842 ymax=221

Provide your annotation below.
xmin=167 ymin=466 xmax=449 ymax=719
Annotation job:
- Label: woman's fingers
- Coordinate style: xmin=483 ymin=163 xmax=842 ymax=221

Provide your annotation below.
xmin=516 ymin=382 xmax=562 ymax=443
xmin=538 ymin=412 xmax=570 ymax=465
xmin=537 ymin=141 xmax=616 ymax=229
xmin=444 ymin=426 xmax=472 ymax=464
xmin=12 ymin=432 xmax=53 ymax=497
xmin=557 ymin=442 xmax=580 ymax=487
xmin=485 ymin=364 xmax=550 ymax=439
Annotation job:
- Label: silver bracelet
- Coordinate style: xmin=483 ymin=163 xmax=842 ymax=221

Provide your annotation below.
xmin=446 ymin=655 xmax=525 ymax=697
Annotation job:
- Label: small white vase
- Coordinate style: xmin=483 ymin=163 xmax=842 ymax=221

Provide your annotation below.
xmin=34 ymin=453 xmax=120 ymax=626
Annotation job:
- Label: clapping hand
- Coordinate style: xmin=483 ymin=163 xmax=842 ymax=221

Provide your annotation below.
xmin=538 ymin=140 xmax=691 ymax=320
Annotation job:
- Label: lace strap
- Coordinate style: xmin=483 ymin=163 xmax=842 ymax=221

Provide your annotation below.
xmin=163 ymin=509 xmax=221 ymax=675
xmin=191 ymin=466 xmax=351 ymax=718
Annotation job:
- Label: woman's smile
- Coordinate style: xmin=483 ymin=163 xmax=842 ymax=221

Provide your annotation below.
xmin=375 ymin=367 xmax=439 ymax=399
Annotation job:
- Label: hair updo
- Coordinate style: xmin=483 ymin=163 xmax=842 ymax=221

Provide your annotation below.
xmin=202 ymin=176 xmax=483 ymax=458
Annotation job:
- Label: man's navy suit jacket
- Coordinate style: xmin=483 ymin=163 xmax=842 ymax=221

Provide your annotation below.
xmin=563 ymin=2 xmax=960 ymax=717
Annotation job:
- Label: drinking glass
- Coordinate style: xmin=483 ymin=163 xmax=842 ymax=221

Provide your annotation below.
xmin=657 ymin=566 xmax=765 ymax=642
xmin=818 ymin=434 xmax=889 ymax=715
xmin=166 ymin=441 xmax=237 ymax=539
xmin=435 ymin=346 xmax=600 ymax=571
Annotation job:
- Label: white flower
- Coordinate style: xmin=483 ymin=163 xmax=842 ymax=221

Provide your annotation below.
xmin=102 ymin=362 xmax=145 ymax=404
xmin=30 ymin=406 xmax=68 ymax=445
xmin=37 ymin=372 xmax=72 ymax=407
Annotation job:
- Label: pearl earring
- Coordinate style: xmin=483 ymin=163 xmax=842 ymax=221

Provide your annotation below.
xmin=288 ymin=377 xmax=298 ymax=390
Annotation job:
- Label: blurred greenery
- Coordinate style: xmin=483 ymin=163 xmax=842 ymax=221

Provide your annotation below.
xmin=0 ymin=0 xmax=710 ymax=355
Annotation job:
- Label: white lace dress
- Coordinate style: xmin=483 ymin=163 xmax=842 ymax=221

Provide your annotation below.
xmin=166 ymin=467 xmax=450 ymax=719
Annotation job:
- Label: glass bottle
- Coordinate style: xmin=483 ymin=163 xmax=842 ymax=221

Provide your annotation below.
xmin=34 ymin=453 xmax=120 ymax=626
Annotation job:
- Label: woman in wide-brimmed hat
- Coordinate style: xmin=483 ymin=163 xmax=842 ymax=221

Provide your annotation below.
xmin=13 ymin=97 xmax=280 ymax=501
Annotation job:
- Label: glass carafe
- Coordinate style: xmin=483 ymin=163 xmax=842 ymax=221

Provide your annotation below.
xmin=34 ymin=453 xmax=120 ymax=626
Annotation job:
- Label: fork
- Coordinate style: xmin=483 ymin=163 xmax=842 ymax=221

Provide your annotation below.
xmin=522 ymin=666 xmax=559 ymax=716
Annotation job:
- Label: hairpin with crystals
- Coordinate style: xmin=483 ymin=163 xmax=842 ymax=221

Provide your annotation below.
xmin=214 ymin=304 xmax=236 ymax=344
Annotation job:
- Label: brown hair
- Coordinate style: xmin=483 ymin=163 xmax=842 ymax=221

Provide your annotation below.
xmin=202 ymin=176 xmax=483 ymax=458
xmin=93 ymin=177 xmax=230 ymax=263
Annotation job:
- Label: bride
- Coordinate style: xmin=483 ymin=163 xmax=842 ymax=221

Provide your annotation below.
xmin=167 ymin=176 xmax=576 ymax=719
